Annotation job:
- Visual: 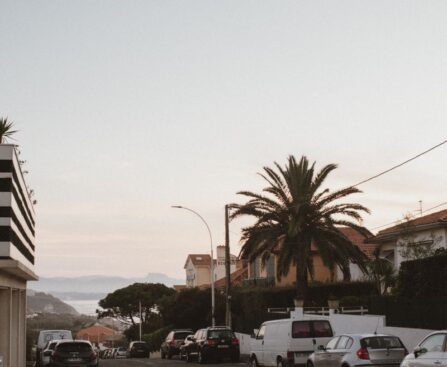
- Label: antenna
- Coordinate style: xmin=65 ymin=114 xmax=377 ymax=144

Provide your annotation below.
xmin=419 ymin=200 xmax=423 ymax=216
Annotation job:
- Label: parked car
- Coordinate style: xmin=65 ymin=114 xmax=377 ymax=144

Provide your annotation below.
xmin=183 ymin=326 xmax=240 ymax=363
xmin=401 ymin=331 xmax=447 ymax=367
xmin=127 ymin=341 xmax=150 ymax=358
xmin=41 ymin=340 xmax=60 ymax=366
xmin=180 ymin=335 xmax=196 ymax=360
xmin=114 ymin=347 xmax=127 ymax=358
xmin=161 ymin=329 xmax=193 ymax=359
xmin=250 ymin=319 xmax=334 ymax=367
xmin=308 ymin=334 xmax=407 ymax=367
xmin=50 ymin=340 xmax=98 ymax=367
xmin=36 ymin=330 xmax=72 ymax=366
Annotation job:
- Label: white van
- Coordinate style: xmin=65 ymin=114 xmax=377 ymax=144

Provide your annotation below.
xmin=250 ymin=319 xmax=334 ymax=367
xmin=36 ymin=330 xmax=72 ymax=366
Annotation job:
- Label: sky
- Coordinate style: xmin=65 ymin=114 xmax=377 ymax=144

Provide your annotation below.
xmin=1 ymin=0 xmax=447 ymax=279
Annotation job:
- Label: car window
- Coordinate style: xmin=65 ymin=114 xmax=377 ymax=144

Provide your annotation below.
xmin=313 ymin=321 xmax=333 ymax=338
xmin=257 ymin=325 xmax=266 ymax=340
xmin=174 ymin=332 xmax=192 ymax=340
xmin=326 ymin=337 xmax=340 ymax=350
xmin=209 ymin=330 xmax=234 ymax=339
xmin=362 ymin=336 xmax=404 ymax=349
xmin=420 ymin=334 xmax=446 ymax=353
xmin=57 ymin=343 xmax=92 ymax=352
xmin=336 ymin=336 xmax=351 ymax=350
xmin=292 ymin=321 xmax=312 ymax=338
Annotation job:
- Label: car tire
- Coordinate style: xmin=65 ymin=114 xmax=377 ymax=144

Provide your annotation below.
xmin=161 ymin=351 xmax=166 ymax=359
xmin=167 ymin=352 xmax=172 ymax=360
xmin=277 ymin=357 xmax=284 ymax=367
xmin=307 ymin=361 xmax=314 ymax=367
xmin=186 ymin=352 xmax=191 ymax=363
xmin=251 ymin=356 xmax=258 ymax=367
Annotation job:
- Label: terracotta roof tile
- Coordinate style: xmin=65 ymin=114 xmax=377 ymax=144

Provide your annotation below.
xmin=376 ymin=208 xmax=447 ymax=236
xmin=214 ymin=267 xmax=248 ymax=288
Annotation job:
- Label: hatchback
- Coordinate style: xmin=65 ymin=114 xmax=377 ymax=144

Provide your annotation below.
xmin=401 ymin=331 xmax=447 ymax=367
xmin=50 ymin=340 xmax=98 ymax=367
xmin=128 ymin=341 xmax=150 ymax=358
xmin=308 ymin=334 xmax=407 ymax=367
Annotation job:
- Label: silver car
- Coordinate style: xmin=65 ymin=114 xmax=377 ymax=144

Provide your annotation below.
xmin=307 ymin=334 xmax=407 ymax=367
xmin=401 ymin=331 xmax=447 ymax=367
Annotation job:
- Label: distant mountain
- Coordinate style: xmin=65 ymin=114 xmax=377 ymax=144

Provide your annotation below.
xmin=31 ymin=273 xmax=184 ymax=296
xmin=27 ymin=291 xmax=79 ymax=315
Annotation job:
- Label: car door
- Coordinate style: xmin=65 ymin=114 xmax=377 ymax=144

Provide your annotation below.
xmin=327 ymin=336 xmax=352 ymax=367
xmin=314 ymin=337 xmax=340 ymax=367
xmin=409 ymin=333 xmax=447 ymax=367
xmin=253 ymin=325 xmax=266 ymax=365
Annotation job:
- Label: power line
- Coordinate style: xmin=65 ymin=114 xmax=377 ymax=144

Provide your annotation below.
xmin=371 ymin=200 xmax=447 ymax=231
xmin=350 ymin=139 xmax=447 ymax=188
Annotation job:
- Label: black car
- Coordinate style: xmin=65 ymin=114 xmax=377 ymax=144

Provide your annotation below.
xmin=49 ymin=340 xmax=98 ymax=367
xmin=182 ymin=327 xmax=240 ymax=364
xmin=128 ymin=341 xmax=150 ymax=358
xmin=161 ymin=329 xmax=193 ymax=359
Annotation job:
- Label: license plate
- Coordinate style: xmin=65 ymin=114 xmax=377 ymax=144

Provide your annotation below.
xmin=68 ymin=358 xmax=82 ymax=362
xmin=218 ymin=345 xmax=229 ymax=348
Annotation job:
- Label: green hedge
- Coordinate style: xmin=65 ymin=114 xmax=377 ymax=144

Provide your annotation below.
xmin=370 ymin=296 xmax=447 ymax=330
xmin=143 ymin=326 xmax=172 ymax=352
xmin=398 ymin=254 xmax=447 ymax=298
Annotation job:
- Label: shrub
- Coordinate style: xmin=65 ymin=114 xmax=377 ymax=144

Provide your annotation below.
xmin=397 ymin=254 xmax=447 ymax=298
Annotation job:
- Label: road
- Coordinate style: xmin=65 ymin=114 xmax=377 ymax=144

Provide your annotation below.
xmin=100 ymin=357 xmax=248 ymax=367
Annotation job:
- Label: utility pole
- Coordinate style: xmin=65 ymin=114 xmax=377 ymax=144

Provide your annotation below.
xmin=224 ymin=204 xmax=232 ymax=328
xmin=139 ymin=300 xmax=142 ymax=341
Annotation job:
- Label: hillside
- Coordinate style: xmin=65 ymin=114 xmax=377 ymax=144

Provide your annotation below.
xmin=27 ymin=291 xmax=79 ymax=315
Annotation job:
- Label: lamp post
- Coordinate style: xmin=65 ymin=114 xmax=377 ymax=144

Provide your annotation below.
xmin=172 ymin=205 xmax=215 ymax=327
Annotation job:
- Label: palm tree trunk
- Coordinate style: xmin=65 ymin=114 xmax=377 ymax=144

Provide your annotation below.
xmin=341 ymin=262 xmax=351 ymax=281
xmin=295 ymin=258 xmax=308 ymax=300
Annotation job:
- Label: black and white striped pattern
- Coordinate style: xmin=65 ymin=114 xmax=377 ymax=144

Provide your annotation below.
xmin=0 ymin=145 xmax=35 ymax=270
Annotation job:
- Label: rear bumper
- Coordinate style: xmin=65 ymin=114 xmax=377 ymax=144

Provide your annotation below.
xmin=202 ymin=346 xmax=240 ymax=359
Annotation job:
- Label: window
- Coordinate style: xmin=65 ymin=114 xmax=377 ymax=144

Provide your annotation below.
xmin=257 ymin=325 xmax=266 ymax=340
xmin=326 ymin=337 xmax=339 ymax=350
xmin=420 ymin=334 xmax=446 ymax=353
xmin=292 ymin=321 xmax=312 ymax=338
xmin=313 ymin=321 xmax=333 ymax=338
xmin=361 ymin=337 xmax=404 ymax=349
xmin=174 ymin=332 xmax=192 ymax=340
xmin=209 ymin=329 xmax=234 ymax=339
xmin=336 ymin=336 xmax=352 ymax=350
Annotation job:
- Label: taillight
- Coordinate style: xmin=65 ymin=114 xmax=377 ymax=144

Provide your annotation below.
xmin=90 ymin=351 xmax=97 ymax=361
xmin=207 ymin=338 xmax=217 ymax=346
xmin=231 ymin=338 xmax=239 ymax=345
xmin=357 ymin=347 xmax=370 ymax=360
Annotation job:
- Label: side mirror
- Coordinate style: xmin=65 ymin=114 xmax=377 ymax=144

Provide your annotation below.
xmin=414 ymin=346 xmax=427 ymax=358
xmin=318 ymin=345 xmax=326 ymax=351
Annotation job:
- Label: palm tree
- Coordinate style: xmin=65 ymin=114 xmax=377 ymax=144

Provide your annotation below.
xmin=366 ymin=248 xmax=396 ymax=295
xmin=0 ymin=118 xmax=17 ymax=143
xmin=230 ymin=155 xmax=370 ymax=300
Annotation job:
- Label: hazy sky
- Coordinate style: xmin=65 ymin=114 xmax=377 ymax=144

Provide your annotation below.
xmin=1 ymin=1 xmax=447 ymax=279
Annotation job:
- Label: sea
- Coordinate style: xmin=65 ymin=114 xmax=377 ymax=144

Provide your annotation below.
xmin=64 ymin=299 xmax=101 ymax=316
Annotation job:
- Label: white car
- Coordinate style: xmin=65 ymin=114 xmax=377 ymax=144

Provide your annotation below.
xmin=401 ymin=331 xmax=447 ymax=367
xmin=115 ymin=347 xmax=127 ymax=358
xmin=36 ymin=330 xmax=72 ymax=366
xmin=308 ymin=334 xmax=407 ymax=367
xmin=250 ymin=319 xmax=334 ymax=367
xmin=40 ymin=340 xmax=60 ymax=366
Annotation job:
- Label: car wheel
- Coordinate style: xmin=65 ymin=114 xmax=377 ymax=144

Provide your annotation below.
xmin=277 ymin=358 xmax=284 ymax=367
xmin=167 ymin=352 xmax=172 ymax=360
xmin=186 ymin=352 xmax=191 ymax=363
xmin=307 ymin=361 xmax=314 ymax=367
xmin=161 ymin=351 xmax=166 ymax=359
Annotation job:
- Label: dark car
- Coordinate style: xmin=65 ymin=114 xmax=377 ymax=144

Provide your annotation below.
xmin=183 ymin=327 xmax=240 ymax=364
xmin=127 ymin=341 xmax=150 ymax=358
xmin=161 ymin=329 xmax=193 ymax=359
xmin=49 ymin=340 xmax=98 ymax=367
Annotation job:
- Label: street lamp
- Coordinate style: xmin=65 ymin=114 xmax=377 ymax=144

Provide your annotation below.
xmin=172 ymin=205 xmax=216 ymax=327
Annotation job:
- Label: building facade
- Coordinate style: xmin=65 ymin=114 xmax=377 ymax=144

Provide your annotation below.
xmin=184 ymin=246 xmax=238 ymax=288
xmin=0 ymin=145 xmax=38 ymax=367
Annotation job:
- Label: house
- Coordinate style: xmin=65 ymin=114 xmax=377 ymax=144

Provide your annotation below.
xmin=76 ymin=324 xmax=116 ymax=345
xmin=0 ymin=145 xmax=38 ymax=366
xmin=368 ymin=209 xmax=447 ymax=269
xmin=184 ymin=246 xmax=239 ymax=288
xmin=244 ymin=226 xmax=374 ymax=286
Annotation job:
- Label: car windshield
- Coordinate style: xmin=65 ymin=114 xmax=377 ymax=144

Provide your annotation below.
xmin=175 ymin=332 xmax=192 ymax=340
xmin=57 ymin=343 xmax=92 ymax=352
xmin=208 ymin=330 xmax=234 ymax=339
xmin=133 ymin=342 xmax=148 ymax=348
xmin=362 ymin=337 xmax=403 ymax=349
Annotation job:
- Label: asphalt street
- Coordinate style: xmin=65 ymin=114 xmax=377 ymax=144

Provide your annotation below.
xmin=100 ymin=357 xmax=248 ymax=367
